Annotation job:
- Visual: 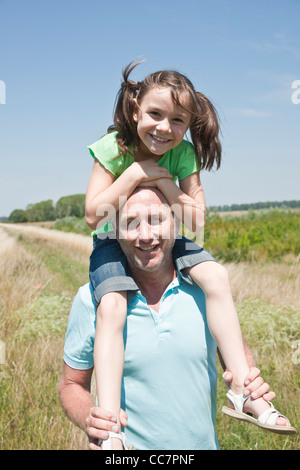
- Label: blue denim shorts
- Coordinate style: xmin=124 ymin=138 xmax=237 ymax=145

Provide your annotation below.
xmin=89 ymin=233 xmax=215 ymax=306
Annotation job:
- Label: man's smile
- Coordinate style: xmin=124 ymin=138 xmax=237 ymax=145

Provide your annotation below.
xmin=136 ymin=244 xmax=159 ymax=253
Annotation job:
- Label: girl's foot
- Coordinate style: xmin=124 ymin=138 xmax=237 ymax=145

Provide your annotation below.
xmin=222 ymin=390 xmax=297 ymax=435
xmin=240 ymin=395 xmax=290 ymax=427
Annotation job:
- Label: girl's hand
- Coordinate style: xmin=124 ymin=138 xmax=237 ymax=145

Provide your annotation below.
xmin=138 ymin=180 xmax=159 ymax=188
xmin=133 ymin=160 xmax=173 ymax=184
xmin=138 ymin=177 xmax=170 ymax=189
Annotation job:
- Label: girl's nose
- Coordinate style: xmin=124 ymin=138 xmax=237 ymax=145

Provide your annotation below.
xmin=156 ymin=118 xmax=171 ymax=133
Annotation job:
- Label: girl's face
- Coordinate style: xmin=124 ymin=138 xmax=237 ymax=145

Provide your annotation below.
xmin=133 ymin=86 xmax=191 ymax=157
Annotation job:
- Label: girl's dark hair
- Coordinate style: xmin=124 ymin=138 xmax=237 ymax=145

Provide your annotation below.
xmin=108 ymin=59 xmax=221 ymax=171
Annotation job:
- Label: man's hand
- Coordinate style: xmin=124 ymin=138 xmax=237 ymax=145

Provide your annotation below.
xmin=222 ymin=367 xmax=276 ymax=402
xmin=86 ymin=406 xmax=128 ymax=450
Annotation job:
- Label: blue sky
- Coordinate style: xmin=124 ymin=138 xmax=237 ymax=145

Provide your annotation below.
xmin=0 ymin=0 xmax=299 ymax=216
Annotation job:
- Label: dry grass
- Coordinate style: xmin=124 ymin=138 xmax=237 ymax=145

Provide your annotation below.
xmin=0 ymin=226 xmax=88 ymax=449
xmin=227 ymin=257 xmax=300 ymax=307
xmin=0 ymin=222 xmax=93 ymax=256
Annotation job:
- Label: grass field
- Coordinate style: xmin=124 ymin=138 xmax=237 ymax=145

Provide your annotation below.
xmin=0 ymin=222 xmax=299 ymax=450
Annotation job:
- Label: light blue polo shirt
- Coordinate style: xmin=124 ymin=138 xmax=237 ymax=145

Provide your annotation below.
xmin=63 ymin=277 xmax=219 ymax=450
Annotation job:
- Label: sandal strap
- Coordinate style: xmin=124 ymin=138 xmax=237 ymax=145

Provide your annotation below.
xmin=101 ymin=431 xmax=128 ymax=450
xmin=226 ymin=390 xmax=250 ymax=413
xmin=227 ymin=391 xmax=288 ymax=427
xmin=258 ymin=403 xmax=287 ymax=426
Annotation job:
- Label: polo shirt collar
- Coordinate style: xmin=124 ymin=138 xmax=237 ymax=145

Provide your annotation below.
xmin=128 ymin=271 xmax=184 ymax=306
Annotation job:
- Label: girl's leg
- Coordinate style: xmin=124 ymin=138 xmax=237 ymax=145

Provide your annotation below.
xmin=94 ymin=291 xmax=127 ymax=450
xmin=187 ymin=261 xmax=289 ymax=425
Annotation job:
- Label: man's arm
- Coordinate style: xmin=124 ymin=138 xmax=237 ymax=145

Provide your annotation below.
xmin=58 ymin=363 xmax=95 ymax=431
xmin=58 ymin=362 xmax=127 ymax=449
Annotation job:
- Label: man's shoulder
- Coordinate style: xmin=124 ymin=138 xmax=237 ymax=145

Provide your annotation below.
xmin=74 ymin=283 xmax=95 ymax=311
xmin=176 ymin=274 xmax=206 ymax=301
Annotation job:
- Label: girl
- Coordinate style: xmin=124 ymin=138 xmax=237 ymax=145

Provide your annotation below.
xmin=85 ymin=60 xmax=295 ymax=449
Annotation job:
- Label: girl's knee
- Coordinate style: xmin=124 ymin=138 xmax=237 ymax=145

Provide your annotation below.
xmin=211 ymin=263 xmax=230 ymax=285
xmin=97 ymin=292 xmax=127 ymax=321
xmin=189 ymin=261 xmax=231 ymax=295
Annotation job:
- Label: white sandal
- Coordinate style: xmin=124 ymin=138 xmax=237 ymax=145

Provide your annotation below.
xmin=222 ymin=390 xmax=297 ymax=435
xmin=100 ymin=431 xmax=129 ymax=450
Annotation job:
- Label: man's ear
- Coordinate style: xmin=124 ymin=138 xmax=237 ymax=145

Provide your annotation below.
xmin=109 ymin=213 xmax=119 ymax=240
xmin=173 ymin=213 xmax=181 ymax=237
xmin=112 ymin=223 xmax=120 ymax=241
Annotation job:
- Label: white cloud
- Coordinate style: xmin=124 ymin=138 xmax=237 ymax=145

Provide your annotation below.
xmin=251 ymin=31 xmax=300 ymax=59
xmin=231 ymin=108 xmax=275 ymax=118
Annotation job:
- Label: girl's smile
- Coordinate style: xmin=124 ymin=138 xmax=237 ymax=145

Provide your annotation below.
xmin=133 ymin=86 xmax=191 ymax=157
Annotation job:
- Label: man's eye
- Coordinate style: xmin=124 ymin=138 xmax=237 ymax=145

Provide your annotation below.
xmin=150 ymin=215 xmax=165 ymax=225
xmin=126 ymin=219 xmax=140 ymax=230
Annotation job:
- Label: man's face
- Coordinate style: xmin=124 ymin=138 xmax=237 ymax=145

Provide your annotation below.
xmin=117 ymin=189 xmax=177 ymax=273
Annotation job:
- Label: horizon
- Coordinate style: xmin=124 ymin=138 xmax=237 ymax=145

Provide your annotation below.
xmin=2 ymin=194 xmax=299 ymax=220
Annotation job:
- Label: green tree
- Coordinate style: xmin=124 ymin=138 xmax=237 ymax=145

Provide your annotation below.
xmin=55 ymin=194 xmax=85 ymax=219
xmin=26 ymin=200 xmax=55 ymax=222
xmin=8 ymin=209 xmax=29 ymax=223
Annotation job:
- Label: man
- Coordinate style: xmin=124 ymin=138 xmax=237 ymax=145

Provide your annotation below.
xmin=59 ymin=188 xmax=274 ymax=450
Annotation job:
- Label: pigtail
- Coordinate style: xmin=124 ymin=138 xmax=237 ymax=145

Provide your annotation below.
xmin=189 ymin=93 xmax=222 ymax=171
xmin=108 ymin=59 xmax=144 ymax=156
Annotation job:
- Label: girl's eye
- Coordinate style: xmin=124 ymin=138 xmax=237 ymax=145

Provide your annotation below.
xmin=149 ymin=111 xmax=160 ymax=117
xmin=173 ymin=117 xmax=186 ymax=123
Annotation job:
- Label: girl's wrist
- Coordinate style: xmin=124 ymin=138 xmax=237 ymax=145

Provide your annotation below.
xmin=156 ymin=177 xmax=174 ymax=191
xmin=154 ymin=177 xmax=165 ymax=190
xmin=130 ymin=162 xmax=144 ymax=185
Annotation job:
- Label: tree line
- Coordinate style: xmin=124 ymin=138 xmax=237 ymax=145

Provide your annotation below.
xmin=7 ymin=195 xmax=300 ymax=224
xmin=8 ymin=194 xmax=85 ymax=223
xmin=209 ymin=200 xmax=300 ymax=212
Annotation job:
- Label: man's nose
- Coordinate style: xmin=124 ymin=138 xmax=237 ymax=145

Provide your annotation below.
xmin=139 ymin=220 xmax=154 ymax=240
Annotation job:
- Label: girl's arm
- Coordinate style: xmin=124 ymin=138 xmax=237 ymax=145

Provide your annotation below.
xmin=85 ymin=159 xmax=172 ymax=230
xmin=155 ymin=172 xmax=206 ymax=233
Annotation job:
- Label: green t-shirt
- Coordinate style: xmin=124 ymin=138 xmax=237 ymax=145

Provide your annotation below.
xmin=88 ymin=131 xmax=199 ymax=234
